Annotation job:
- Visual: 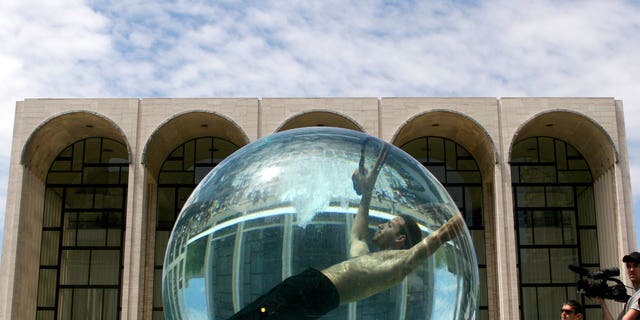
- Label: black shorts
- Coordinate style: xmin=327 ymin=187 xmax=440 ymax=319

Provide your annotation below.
xmin=228 ymin=268 xmax=340 ymax=319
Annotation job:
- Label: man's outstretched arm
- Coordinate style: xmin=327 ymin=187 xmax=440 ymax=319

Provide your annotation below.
xmin=349 ymin=140 xmax=390 ymax=258
xmin=325 ymin=214 xmax=467 ymax=304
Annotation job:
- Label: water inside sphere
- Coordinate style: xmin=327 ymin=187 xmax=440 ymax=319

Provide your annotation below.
xmin=163 ymin=127 xmax=479 ymax=319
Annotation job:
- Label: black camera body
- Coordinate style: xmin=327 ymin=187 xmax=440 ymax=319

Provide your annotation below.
xmin=569 ymin=265 xmax=630 ymax=303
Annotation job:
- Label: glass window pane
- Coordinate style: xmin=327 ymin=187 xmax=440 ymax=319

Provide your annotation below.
xmin=550 ymin=248 xmax=578 ymax=283
xmin=511 ymin=166 xmax=520 ymax=183
xmin=154 ymin=269 xmax=164 ymax=307
xmin=58 ymin=289 xmax=72 ymax=320
xmin=546 ymin=186 xmax=574 ymax=207
xmin=556 ymin=140 xmax=567 ymax=170
xmin=77 ymin=228 xmax=106 ymax=246
xmin=90 ymin=251 xmax=120 ymax=285
xmin=60 ymin=250 xmax=90 ymax=285
xmin=84 ymin=138 xmax=101 ymax=164
xmin=521 ymin=248 xmax=550 ymax=283
xmin=102 ymin=139 xmax=128 ymax=164
xmin=107 ymin=229 xmax=121 ymax=247
xmin=516 ymin=186 xmax=545 ymax=207
xmin=40 ymin=231 xmax=59 ymax=265
xmin=519 ymin=165 xmax=556 ymax=183
xmin=558 ymin=170 xmax=592 ymax=183
xmin=47 ymin=172 xmax=83 ymax=184
xmin=401 ymin=139 xmax=427 ymax=161
xmin=562 ymin=210 xmax=578 ymax=245
xmin=44 ymin=188 xmax=63 ymax=227
xmin=37 ymin=269 xmax=57 ymax=307
xmin=72 ymin=142 xmax=84 ymax=171
xmin=83 ymin=166 xmax=108 ymax=184
xmin=177 ymin=188 xmax=194 ymax=209
xmin=104 ymin=289 xmax=119 ymax=320
xmin=465 ymin=186 xmax=483 ymax=227
xmin=195 ymin=166 xmax=214 ymax=184
xmin=518 ymin=211 xmax=533 ymax=245
xmin=50 ymin=159 xmax=71 ymax=171
xmin=512 ymin=138 xmax=538 ymax=163
xmin=195 ymin=138 xmax=213 ymax=164
xmin=95 ymin=188 xmax=125 ymax=209
xmin=65 ymin=188 xmax=93 ymax=208
xmin=155 ymin=231 xmax=170 ymax=265
xmin=159 ymin=172 xmax=194 ymax=184
xmin=471 ymin=230 xmax=486 ymax=265
xmin=538 ymin=137 xmax=555 ymax=163
xmin=533 ymin=210 xmax=562 ymax=245
xmin=426 ymin=165 xmax=445 ymax=182
xmin=580 ymin=229 xmax=599 ymax=264
xmin=446 ymin=186 xmax=463 ymax=209
xmin=577 ymin=186 xmax=596 ymax=226
xmin=537 ymin=287 xmax=565 ymax=319
xmin=457 ymin=170 xmax=481 ymax=183
xmin=183 ymin=140 xmax=195 ymax=171
xmin=73 ymin=288 xmax=103 ymax=319
xmin=214 ymin=139 xmax=239 ymax=160
xmin=162 ymin=159 xmax=183 ymax=171
xmin=427 ymin=137 xmax=444 ymax=163
xmin=568 ymin=159 xmax=588 ymax=170
xmin=36 ymin=310 xmax=55 ymax=320
xmin=153 ymin=310 xmax=165 ymax=320
xmin=445 ymin=140 xmax=457 ymax=169
xmin=521 ymin=287 xmax=538 ymax=319
xmin=458 ymin=159 xmax=478 ymax=171
xmin=157 ymin=188 xmax=176 ymax=228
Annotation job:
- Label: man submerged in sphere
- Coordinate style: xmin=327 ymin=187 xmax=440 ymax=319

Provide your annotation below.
xmin=229 ymin=139 xmax=466 ymax=319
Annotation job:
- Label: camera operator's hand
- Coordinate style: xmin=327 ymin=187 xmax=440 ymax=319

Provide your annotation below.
xmin=591 ymin=297 xmax=615 ymax=320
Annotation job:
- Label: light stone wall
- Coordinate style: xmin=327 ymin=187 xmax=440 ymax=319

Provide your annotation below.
xmin=0 ymin=97 xmax=634 ymax=320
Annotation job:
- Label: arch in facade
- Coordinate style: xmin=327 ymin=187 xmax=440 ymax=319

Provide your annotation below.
xmin=142 ymin=110 xmax=250 ymax=178
xmin=21 ymin=111 xmax=131 ymax=180
xmin=391 ymin=109 xmax=497 ymax=181
xmin=12 ymin=111 xmax=130 ymax=319
xmin=392 ymin=110 xmax=497 ymax=319
xmin=510 ymin=110 xmax=618 ymax=179
xmin=509 ymin=110 xmax=620 ymax=319
xmin=276 ymin=110 xmax=364 ymax=132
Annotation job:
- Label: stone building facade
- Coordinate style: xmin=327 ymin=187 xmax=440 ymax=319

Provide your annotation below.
xmin=0 ymin=97 xmax=635 ymax=320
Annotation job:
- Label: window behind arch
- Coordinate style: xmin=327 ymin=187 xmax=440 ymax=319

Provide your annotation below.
xmin=153 ymin=137 xmax=239 ymax=320
xmin=511 ymin=137 xmax=597 ymax=319
xmin=36 ymin=137 xmax=129 ymax=320
xmin=401 ymin=136 xmax=488 ymax=320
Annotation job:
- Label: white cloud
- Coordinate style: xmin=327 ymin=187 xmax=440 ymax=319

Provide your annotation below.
xmin=1 ymin=0 xmax=640 ymax=250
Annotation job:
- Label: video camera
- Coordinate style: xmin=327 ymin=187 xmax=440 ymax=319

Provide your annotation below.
xmin=568 ymin=265 xmax=630 ymax=303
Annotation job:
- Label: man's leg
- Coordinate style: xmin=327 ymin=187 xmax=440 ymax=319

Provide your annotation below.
xmin=323 ymin=214 xmax=465 ymax=305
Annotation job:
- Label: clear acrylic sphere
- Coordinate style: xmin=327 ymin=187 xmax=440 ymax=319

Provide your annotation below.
xmin=163 ymin=127 xmax=479 ymax=319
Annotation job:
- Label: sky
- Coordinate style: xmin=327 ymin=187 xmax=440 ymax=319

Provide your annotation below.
xmin=1 ymin=0 xmax=639 ymax=256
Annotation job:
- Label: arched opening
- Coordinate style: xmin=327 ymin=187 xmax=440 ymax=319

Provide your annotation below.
xmin=152 ymin=137 xmax=241 ymax=320
xmin=394 ymin=110 xmax=495 ymax=320
xmin=401 ymin=136 xmax=489 ymax=320
xmin=36 ymin=137 xmax=129 ymax=319
xmin=511 ymin=111 xmax=618 ymax=320
xmin=512 ymin=137 xmax=597 ymax=319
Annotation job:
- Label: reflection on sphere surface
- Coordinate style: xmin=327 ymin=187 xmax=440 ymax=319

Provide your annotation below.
xmin=163 ymin=127 xmax=478 ymax=319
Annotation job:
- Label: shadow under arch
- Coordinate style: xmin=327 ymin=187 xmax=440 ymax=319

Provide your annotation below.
xmin=143 ymin=110 xmax=250 ymax=178
xmin=21 ymin=111 xmax=132 ymax=180
xmin=276 ymin=110 xmax=364 ymax=132
xmin=391 ymin=110 xmax=497 ymax=181
xmin=509 ymin=110 xmax=618 ymax=179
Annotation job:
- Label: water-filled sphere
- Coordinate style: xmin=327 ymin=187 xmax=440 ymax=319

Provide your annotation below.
xmin=163 ymin=127 xmax=478 ymax=320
